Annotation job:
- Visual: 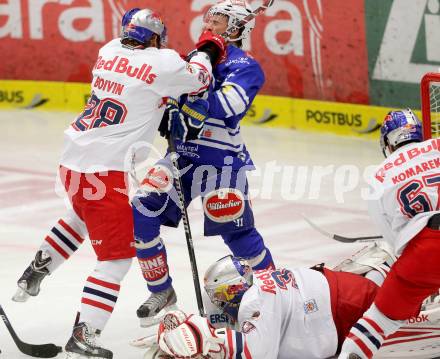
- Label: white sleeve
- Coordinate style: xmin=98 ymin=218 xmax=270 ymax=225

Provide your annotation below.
xmin=159 ymin=50 xmax=212 ymax=98
xmin=367 ymin=198 xmax=397 ymax=250
xmin=223 ymin=322 xmax=277 ymax=359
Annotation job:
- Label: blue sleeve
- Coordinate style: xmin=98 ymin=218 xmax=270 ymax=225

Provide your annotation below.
xmin=207 ymin=61 xmax=265 ymax=129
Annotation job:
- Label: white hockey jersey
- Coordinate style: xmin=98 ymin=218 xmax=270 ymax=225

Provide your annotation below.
xmin=368 ymin=138 xmax=440 ymax=255
xmin=60 ymin=39 xmax=211 ymax=173
xmin=206 ymin=267 xmax=338 ymax=359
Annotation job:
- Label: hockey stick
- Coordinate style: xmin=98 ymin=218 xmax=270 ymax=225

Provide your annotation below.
xmin=222 ymin=0 xmax=275 ymax=38
xmin=301 ymin=214 xmax=383 ymax=243
xmin=167 ymin=138 xmax=205 ymax=317
xmin=0 ymin=305 xmax=62 ymax=358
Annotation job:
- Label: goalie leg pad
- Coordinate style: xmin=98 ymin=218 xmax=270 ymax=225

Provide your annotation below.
xmin=333 ymin=241 xmax=396 ymax=279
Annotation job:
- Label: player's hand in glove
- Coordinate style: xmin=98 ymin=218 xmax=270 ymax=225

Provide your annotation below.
xmin=196 ymin=30 xmax=227 ymax=65
xmin=159 ymin=97 xmax=209 ymax=142
xmin=158 ymin=314 xmax=226 ymax=358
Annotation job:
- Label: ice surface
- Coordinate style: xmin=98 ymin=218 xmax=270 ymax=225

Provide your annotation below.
xmin=0 ymin=110 xmax=383 ymax=358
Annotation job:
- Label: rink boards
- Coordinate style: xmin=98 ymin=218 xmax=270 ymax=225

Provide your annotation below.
xmin=0 ymin=79 xmax=413 ymax=140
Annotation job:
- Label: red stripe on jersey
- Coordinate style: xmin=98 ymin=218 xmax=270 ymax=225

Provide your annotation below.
xmin=87 ymin=276 xmax=120 ymax=291
xmin=364 ymin=317 xmax=386 ymax=340
xmin=243 ymin=340 xmax=252 ymax=359
xmin=347 ymin=333 xmax=373 ymax=359
xmin=59 ymin=219 xmax=84 ymax=243
xmin=45 ymin=235 xmax=69 ymax=259
xmin=82 ymin=298 xmax=114 ymax=313
xmin=226 ymin=329 xmax=234 ymax=359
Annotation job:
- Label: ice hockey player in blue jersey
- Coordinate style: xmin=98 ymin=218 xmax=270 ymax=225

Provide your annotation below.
xmin=132 ymin=0 xmax=275 ymax=327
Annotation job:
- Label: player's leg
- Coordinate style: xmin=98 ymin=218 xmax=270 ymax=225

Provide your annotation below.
xmin=201 ymin=169 xmax=274 ymax=270
xmin=338 ymin=225 xmax=440 ymax=359
xmin=322 ymin=268 xmax=379 ymax=354
xmin=131 ymin=159 xmax=193 ymax=326
xmin=12 ymin=168 xmax=88 ymax=302
xmin=65 ymin=258 xmax=131 ymax=359
xmin=64 ymin=170 xmax=135 ymax=358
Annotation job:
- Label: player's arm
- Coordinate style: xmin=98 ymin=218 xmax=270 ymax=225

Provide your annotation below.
xmin=207 ymin=62 xmax=265 ymax=126
xmin=367 ymin=197 xmax=396 ymax=245
xmin=163 ymin=31 xmax=226 ymax=98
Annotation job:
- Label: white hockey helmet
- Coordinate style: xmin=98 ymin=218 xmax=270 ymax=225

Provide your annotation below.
xmin=204 ymin=255 xmax=253 ymax=321
xmin=204 ymin=0 xmax=255 ymax=42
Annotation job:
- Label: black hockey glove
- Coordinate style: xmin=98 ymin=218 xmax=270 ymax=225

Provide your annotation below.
xmin=159 ymin=97 xmax=209 ymax=142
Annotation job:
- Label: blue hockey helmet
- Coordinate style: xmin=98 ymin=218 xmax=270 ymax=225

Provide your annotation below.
xmin=204 ymin=255 xmax=253 ymax=321
xmin=121 ymin=8 xmax=168 ymax=48
xmin=380 ymin=108 xmax=423 ymax=157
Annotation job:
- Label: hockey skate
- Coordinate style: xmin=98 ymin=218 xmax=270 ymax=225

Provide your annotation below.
xmin=136 ymin=286 xmax=178 ymax=328
xmin=12 ymin=250 xmax=51 ymax=302
xmin=65 ymin=322 xmax=112 ymax=359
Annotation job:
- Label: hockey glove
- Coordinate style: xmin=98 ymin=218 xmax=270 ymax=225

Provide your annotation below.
xmin=158 ymin=314 xmax=226 ymax=358
xmin=159 ymin=97 xmax=209 ymax=142
xmin=196 ymin=30 xmax=227 ymax=65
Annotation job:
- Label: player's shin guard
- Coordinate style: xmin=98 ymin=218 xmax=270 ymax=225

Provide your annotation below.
xmin=135 ymin=236 xmax=172 ymax=292
xmin=133 ymin=206 xmax=172 ymax=292
xmin=338 ymin=304 xmax=403 ymax=359
xmin=79 ymin=259 xmax=131 ymax=331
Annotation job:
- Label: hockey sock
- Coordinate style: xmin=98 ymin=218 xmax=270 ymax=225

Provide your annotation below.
xmin=135 ymin=236 xmax=172 ymax=293
xmin=79 ymin=259 xmax=131 ymax=331
xmin=248 ymin=247 xmax=275 ymax=270
xmin=338 ymin=304 xmax=403 ymax=359
xmin=40 ymin=218 xmax=85 ymax=272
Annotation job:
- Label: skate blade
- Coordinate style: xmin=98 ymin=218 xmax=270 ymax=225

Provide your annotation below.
xmin=139 ymin=304 xmax=179 ymax=328
xmin=130 ymin=334 xmax=156 ymax=348
xmin=12 ymin=288 xmax=30 ymax=302
xmin=64 ymin=352 xmax=110 ymax=359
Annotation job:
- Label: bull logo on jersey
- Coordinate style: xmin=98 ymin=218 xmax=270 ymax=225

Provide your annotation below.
xmin=203 ymin=188 xmax=245 ymax=223
xmin=141 ymin=165 xmax=173 ymax=193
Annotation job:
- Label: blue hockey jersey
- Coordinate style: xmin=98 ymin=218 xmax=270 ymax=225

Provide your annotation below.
xmin=174 ymin=45 xmax=265 ymax=170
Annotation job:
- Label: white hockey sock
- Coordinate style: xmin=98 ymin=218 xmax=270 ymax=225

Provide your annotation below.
xmin=40 ymin=217 xmax=86 ymax=272
xmin=79 ymin=258 xmax=132 ymax=331
xmin=339 ymin=304 xmax=403 ymax=359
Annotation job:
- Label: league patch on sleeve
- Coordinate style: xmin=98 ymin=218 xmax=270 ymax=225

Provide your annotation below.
xmin=203 ymin=188 xmax=245 ymax=223
xmin=304 ymin=299 xmax=319 ymax=314
xmin=141 ymin=164 xmax=173 ymax=193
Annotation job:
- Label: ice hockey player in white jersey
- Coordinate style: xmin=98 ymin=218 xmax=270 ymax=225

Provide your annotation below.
xmin=11 ymin=8 xmax=226 ymax=358
xmin=153 ymin=255 xmax=381 ymax=359
xmin=338 ymin=109 xmax=440 ymax=359
xmin=148 ymin=251 xmax=440 ymax=359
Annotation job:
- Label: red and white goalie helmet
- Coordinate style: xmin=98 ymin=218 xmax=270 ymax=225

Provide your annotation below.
xmin=205 ymin=0 xmax=255 ymax=42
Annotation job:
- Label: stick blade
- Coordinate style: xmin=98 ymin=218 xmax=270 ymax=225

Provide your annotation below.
xmin=20 ymin=343 xmax=62 ymax=358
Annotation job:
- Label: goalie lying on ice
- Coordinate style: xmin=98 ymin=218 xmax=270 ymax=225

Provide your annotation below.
xmin=146 ymin=245 xmax=440 ymax=359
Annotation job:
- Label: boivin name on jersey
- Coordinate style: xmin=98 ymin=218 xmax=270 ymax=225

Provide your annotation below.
xmin=93 ymin=56 xmax=157 ymax=84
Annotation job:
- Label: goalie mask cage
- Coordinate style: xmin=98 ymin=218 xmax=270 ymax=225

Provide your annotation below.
xmin=421 ymin=72 xmax=440 ymax=139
